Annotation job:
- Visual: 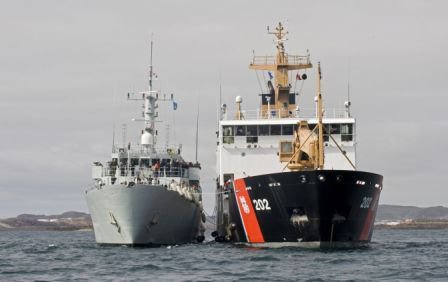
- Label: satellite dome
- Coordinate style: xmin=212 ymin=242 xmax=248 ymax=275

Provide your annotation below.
xmin=235 ymin=96 xmax=243 ymax=103
xmin=141 ymin=131 xmax=153 ymax=145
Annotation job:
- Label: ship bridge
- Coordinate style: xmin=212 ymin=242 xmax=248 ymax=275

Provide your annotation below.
xmin=217 ymin=105 xmax=356 ymax=185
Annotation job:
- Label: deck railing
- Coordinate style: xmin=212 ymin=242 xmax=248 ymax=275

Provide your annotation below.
xmin=224 ymin=107 xmax=350 ymax=121
xmin=112 ymin=144 xmax=181 ymax=155
xmin=251 ymin=55 xmax=310 ymax=66
xmin=99 ymin=166 xmax=189 ymax=178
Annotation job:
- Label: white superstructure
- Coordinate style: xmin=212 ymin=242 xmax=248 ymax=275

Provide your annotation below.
xmin=217 ymin=105 xmax=356 ymax=185
xmin=216 ymin=22 xmax=356 ymax=186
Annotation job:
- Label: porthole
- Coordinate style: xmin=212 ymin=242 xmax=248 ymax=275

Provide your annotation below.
xmin=336 ymin=175 xmax=343 ymax=183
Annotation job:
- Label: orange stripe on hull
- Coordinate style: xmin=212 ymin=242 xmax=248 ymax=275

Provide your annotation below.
xmin=233 ymin=179 xmax=265 ymax=243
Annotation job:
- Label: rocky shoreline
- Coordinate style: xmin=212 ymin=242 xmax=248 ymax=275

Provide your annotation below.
xmin=0 ymin=211 xmax=92 ymax=231
xmin=375 ymin=219 xmax=448 ymax=229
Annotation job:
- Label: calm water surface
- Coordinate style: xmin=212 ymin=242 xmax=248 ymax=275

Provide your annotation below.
xmin=0 ymin=229 xmax=447 ymax=281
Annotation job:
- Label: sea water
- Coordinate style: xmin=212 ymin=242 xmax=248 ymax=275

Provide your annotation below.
xmin=0 ymin=229 xmax=447 ymax=281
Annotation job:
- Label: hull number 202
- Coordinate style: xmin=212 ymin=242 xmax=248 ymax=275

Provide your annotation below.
xmin=360 ymin=197 xmax=373 ymax=209
xmin=253 ymin=199 xmax=271 ymax=211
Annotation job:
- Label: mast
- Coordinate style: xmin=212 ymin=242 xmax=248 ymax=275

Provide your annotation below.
xmin=149 ymin=38 xmax=153 ymax=92
xmin=195 ymin=105 xmax=199 ymax=162
xmin=316 ymin=62 xmax=324 ymax=169
xmin=139 ymin=37 xmax=158 ymax=153
xmin=250 ymin=22 xmax=312 ymax=117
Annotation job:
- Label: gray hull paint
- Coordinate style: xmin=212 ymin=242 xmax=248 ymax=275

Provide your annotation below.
xmin=86 ymin=184 xmax=202 ymax=245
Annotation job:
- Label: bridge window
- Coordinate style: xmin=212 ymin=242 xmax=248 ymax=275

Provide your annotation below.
xmin=271 ymin=125 xmax=281 ymax=135
xmin=235 ymin=125 xmax=246 ymax=136
xmin=282 ymin=125 xmax=294 ymax=135
xmin=341 ymin=124 xmax=353 ymax=142
xmin=329 ymin=124 xmax=340 ymax=134
xmin=341 ymin=124 xmax=353 ymax=134
xmin=223 ymin=126 xmax=233 ymax=136
xmin=222 ymin=126 xmax=234 ymax=144
xmin=258 ymin=125 xmax=269 ymax=136
xmin=322 ymin=125 xmax=330 ymax=141
xmin=222 ymin=123 xmax=328 ymax=144
xmin=246 ymin=125 xmax=258 ymax=136
xmin=246 ymin=125 xmax=258 ymax=143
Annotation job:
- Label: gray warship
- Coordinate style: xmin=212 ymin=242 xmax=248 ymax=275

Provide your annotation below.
xmin=86 ymin=41 xmax=205 ymax=246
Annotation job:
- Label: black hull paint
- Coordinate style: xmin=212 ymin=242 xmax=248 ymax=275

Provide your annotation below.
xmin=216 ymin=170 xmax=382 ymax=247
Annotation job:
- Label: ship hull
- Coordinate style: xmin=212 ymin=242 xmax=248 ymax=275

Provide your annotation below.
xmin=86 ymin=184 xmax=203 ymax=246
xmin=218 ymin=170 xmax=382 ymax=248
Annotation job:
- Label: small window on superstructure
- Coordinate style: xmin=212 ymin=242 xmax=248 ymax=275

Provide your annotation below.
xmin=280 ymin=141 xmax=293 ymax=153
xmin=288 ymin=94 xmax=295 ymax=104
xmin=282 ymin=124 xmax=294 ymax=135
xmin=258 ymin=125 xmax=269 ymax=136
xmin=271 ymin=125 xmax=281 ymax=135
xmin=261 ymin=94 xmax=275 ymax=105
xmin=247 ymin=136 xmax=258 ymax=143
xmin=223 ymin=136 xmax=234 ymax=144
xmin=223 ymin=126 xmax=234 ymax=136
xmin=141 ymin=158 xmax=150 ymax=167
xmin=235 ymin=125 xmax=246 ymax=136
xmin=131 ymin=158 xmax=139 ymax=166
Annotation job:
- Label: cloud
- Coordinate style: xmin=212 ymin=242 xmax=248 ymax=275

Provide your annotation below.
xmin=1 ymin=0 xmax=447 ymax=216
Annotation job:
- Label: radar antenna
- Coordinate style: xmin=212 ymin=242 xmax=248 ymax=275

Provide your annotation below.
xmin=250 ymin=22 xmax=312 ymax=118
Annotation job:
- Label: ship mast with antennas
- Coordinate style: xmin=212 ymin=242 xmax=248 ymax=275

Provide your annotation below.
xmin=250 ymin=22 xmax=312 ymax=118
xmin=131 ymin=38 xmax=158 ymax=154
xmin=131 ymin=38 xmax=177 ymax=154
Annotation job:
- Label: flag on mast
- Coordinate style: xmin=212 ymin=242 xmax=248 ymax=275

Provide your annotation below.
xmin=296 ymin=73 xmax=302 ymax=80
xmin=173 ymin=101 xmax=178 ymax=110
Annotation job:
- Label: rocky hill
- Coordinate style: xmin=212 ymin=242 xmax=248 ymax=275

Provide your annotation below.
xmin=376 ymin=205 xmax=448 ymax=221
xmin=375 ymin=205 xmax=448 ymax=229
xmin=0 ymin=211 xmax=92 ymax=231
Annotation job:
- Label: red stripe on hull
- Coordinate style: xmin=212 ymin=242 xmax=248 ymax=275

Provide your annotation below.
xmin=233 ymin=179 xmax=265 ymax=243
xmin=359 ymin=191 xmax=380 ymax=241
